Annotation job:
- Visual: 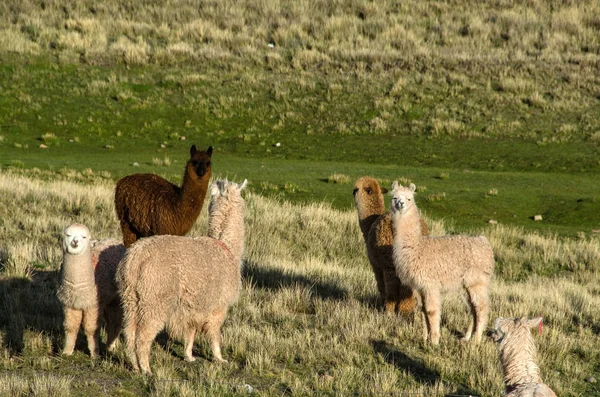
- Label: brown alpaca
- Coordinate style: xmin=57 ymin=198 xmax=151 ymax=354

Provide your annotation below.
xmin=353 ymin=177 xmax=428 ymax=315
xmin=114 ymin=145 xmax=213 ymax=248
xmin=117 ymin=179 xmax=247 ymax=375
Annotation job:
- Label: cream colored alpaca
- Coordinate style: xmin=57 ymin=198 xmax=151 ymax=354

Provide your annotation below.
xmin=353 ymin=177 xmax=428 ymax=315
xmin=117 ymin=179 xmax=247 ymax=374
xmin=489 ymin=317 xmax=557 ymax=397
xmin=58 ymin=225 xmax=125 ymax=357
xmin=390 ymin=182 xmax=494 ymax=345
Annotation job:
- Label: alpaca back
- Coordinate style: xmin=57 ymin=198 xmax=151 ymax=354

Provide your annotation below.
xmin=397 ymin=234 xmax=494 ymax=291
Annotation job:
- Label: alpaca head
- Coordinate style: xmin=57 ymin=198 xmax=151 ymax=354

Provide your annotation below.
xmin=353 ymin=177 xmax=387 ymax=208
xmin=488 ymin=316 xmax=543 ymax=345
xmin=188 ymin=145 xmax=213 ymax=179
xmin=62 ymin=223 xmax=91 ymax=255
xmin=390 ymin=181 xmax=417 ymax=214
xmin=209 ymin=179 xmax=248 ymax=215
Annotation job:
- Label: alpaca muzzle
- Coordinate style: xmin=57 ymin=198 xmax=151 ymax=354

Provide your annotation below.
xmin=71 ymin=239 xmax=79 ymax=249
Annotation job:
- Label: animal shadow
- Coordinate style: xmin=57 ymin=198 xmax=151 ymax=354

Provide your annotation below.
xmin=371 ymin=339 xmax=440 ymax=384
xmin=243 ymin=260 xmax=348 ymax=301
xmin=0 ymin=270 xmax=64 ymax=355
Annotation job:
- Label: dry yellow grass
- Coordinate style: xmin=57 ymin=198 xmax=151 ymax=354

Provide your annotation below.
xmin=1 ymin=0 xmax=598 ymax=69
xmin=0 ymin=168 xmax=599 ymax=395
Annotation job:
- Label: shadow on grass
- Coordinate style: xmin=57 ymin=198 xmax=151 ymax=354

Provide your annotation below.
xmin=0 ymin=270 xmax=63 ymax=355
xmin=243 ymin=260 xmax=348 ymax=301
xmin=371 ymin=339 xmax=440 ymax=384
xmin=371 ymin=339 xmax=480 ymax=396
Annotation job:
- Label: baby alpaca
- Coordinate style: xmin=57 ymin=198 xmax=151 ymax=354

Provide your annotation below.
xmin=117 ymin=179 xmax=247 ymax=374
xmin=489 ymin=317 xmax=557 ymax=397
xmin=353 ymin=177 xmax=429 ymax=315
xmin=115 ymin=145 xmax=213 ymax=248
xmin=390 ymin=182 xmax=495 ymax=344
xmin=58 ymin=225 xmax=125 ymax=357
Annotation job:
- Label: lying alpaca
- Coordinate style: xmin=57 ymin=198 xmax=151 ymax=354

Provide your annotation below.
xmin=390 ymin=182 xmax=495 ymax=344
xmin=353 ymin=176 xmax=428 ymax=315
xmin=114 ymin=145 xmax=213 ymax=248
xmin=489 ymin=317 xmax=557 ymax=397
xmin=58 ymin=225 xmax=125 ymax=357
xmin=117 ymin=179 xmax=247 ymax=374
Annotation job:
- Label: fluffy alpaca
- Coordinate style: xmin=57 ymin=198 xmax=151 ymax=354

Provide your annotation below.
xmin=114 ymin=145 xmax=213 ymax=248
xmin=353 ymin=177 xmax=429 ymax=315
xmin=117 ymin=179 xmax=247 ymax=374
xmin=57 ymin=225 xmax=125 ymax=357
xmin=390 ymin=182 xmax=495 ymax=344
xmin=489 ymin=317 xmax=557 ymax=397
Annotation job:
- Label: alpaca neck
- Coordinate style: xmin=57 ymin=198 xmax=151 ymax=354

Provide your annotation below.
xmin=392 ymin=206 xmax=423 ymax=252
xmin=61 ymin=250 xmax=95 ymax=288
xmin=208 ymin=204 xmax=245 ymax=264
xmin=357 ymin=198 xmax=385 ymax=239
xmin=499 ymin=331 xmax=543 ymax=390
xmin=178 ymin=166 xmax=210 ymax=214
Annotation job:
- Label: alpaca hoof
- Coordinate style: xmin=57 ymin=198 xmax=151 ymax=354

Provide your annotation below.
xmin=62 ymin=350 xmax=73 ymax=356
xmin=214 ymin=357 xmax=228 ymax=364
xmin=185 ymin=356 xmax=196 ymax=363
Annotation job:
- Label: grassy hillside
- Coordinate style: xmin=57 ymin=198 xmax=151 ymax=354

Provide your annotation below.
xmin=1 ymin=169 xmax=599 ymax=396
xmin=0 ymin=1 xmax=599 ymax=394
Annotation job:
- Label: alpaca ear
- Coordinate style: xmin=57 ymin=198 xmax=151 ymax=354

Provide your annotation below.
xmin=409 ymin=183 xmax=416 ymax=192
xmin=190 ymin=145 xmax=197 ymax=156
xmin=206 ymin=146 xmax=213 ymax=157
xmin=391 ymin=181 xmax=399 ymax=190
xmin=526 ymin=316 xmax=543 ymax=331
xmin=210 ymin=182 xmax=220 ymax=197
xmin=239 ymin=179 xmax=248 ymax=190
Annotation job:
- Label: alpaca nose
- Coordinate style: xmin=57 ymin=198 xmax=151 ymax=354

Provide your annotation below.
xmin=71 ymin=239 xmax=79 ymax=248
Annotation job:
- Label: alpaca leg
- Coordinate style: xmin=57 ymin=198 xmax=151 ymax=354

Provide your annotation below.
xmin=63 ymin=308 xmax=83 ymax=356
xmin=383 ymin=271 xmax=414 ymax=316
xmin=205 ymin=310 xmax=227 ymax=363
xmin=82 ymin=307 xmax=100 ymax=358
xmin=466 ymin=283 xmax=490 ymax=343
xmin=184 ymin=328 xmax=197 ymax=363
xmin=135 ymin=317 xmax=165 ymax=375
xmin=383 ymin=270 xmax=401 ymax=315
xmin=104 ymin=302 xmax=123 ymax=352
xmin=371 ymin=265 xmax=386 ymax=307
xmin=422 ymin=290 xmax=442 ymax=345
xmin=122 ymin=308 xmax=140 ymax=371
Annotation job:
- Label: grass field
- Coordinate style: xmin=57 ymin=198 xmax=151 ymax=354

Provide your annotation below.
xmin=0 ymin=0 xmax=599 ymax=395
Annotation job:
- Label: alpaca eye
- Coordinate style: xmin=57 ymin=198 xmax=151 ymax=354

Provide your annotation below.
xmin=206 ymin=161 xmax=211 ymax=167
xmin=352 ymin=188 xmax=358 ymax=196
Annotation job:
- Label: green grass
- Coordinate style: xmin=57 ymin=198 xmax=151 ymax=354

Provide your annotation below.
xmin=0 ymin=58 xmax=598 ymax=237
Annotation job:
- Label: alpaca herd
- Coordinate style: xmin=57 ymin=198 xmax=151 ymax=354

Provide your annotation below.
xmin=54 ymin=145 xmax=555 ymax=394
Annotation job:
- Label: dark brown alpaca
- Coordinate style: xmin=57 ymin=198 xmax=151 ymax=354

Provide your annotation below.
xmin=115 ymin=145 xmax=213 ymax=248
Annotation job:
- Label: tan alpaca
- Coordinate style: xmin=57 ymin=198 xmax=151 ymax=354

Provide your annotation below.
xmin=390 ymin=182 xmax=494 ymax=345
xmin=117 ymin=179 xmax=247 ymax=374
xmin=353 ymin=177 xmax=428 ymax=315
xmin=58 ymin=225 xmax=125 ymax=357
xmin=489 ymin=317 xmax=557 ymax=397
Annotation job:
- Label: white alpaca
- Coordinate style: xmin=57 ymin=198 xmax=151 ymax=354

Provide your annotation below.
xmin=117 ymin=179 xmax=247 ymax=374
xmin=489 ymin=317 xmax=557 ymax=397
xmin=58 ymin=225 xmax=125 ymax=357
xmin=390 ymin=182 xmax=495 ymax=344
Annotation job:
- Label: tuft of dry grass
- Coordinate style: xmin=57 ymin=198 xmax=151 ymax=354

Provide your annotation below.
xmin=0 ymin=169 xmax=599 ymax=396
